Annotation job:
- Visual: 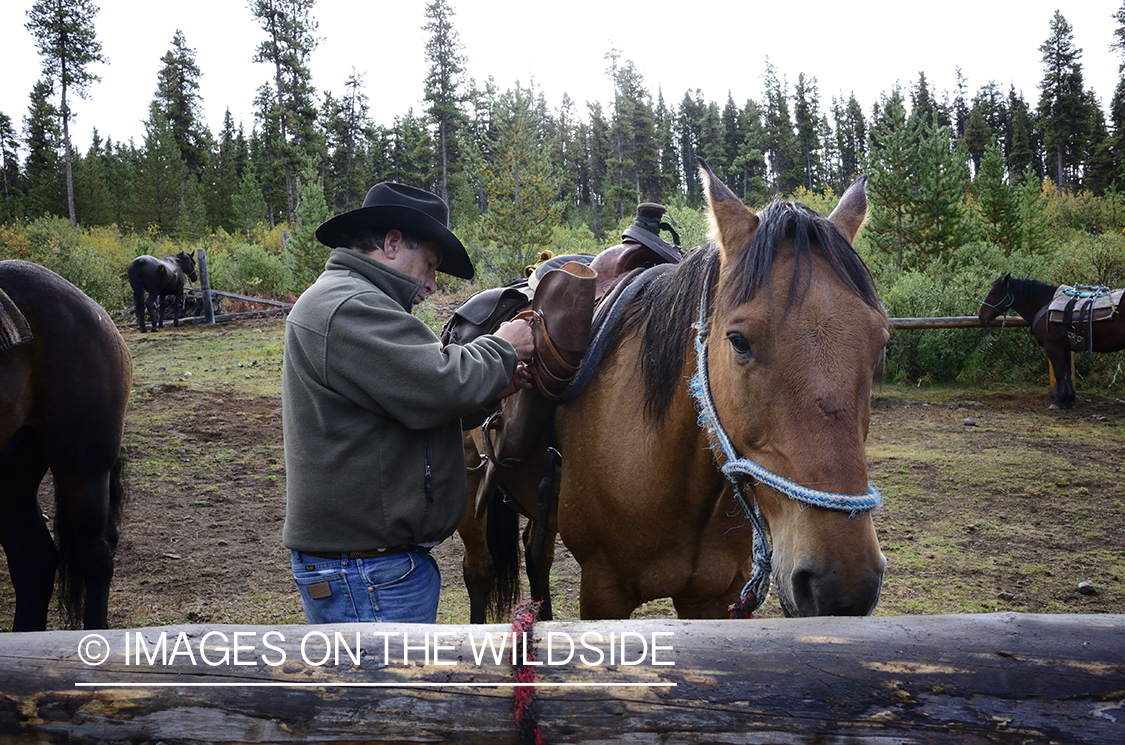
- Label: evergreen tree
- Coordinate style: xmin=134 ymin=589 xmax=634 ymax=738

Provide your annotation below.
xmin=1006 ymin=89 xmax=1038 ymax=179
xmin=865 ymin=87 xmax=918 ymax=267
xmin=250 ymin=0 xmax=321 ymax=226
xmin=233 ymin=168 xmax=268 ymax=241
xmin=676 ymin=90 xmax=705 ymax=206
xmin=389 ymin=109 xmax=436 ymax=189
xmin=73 ymin=128 xmax=112 ymax=225
xmin=132 ymin=107 xmax=187 ymax=231
xmin=584 ymin=101 xmax=612 ymax=237
xmin=203 ymin=109 xmax=245 ymax=233
xmin=962 ymin=107 xmax=993 ymax=176
xmin=287 ymin=159 xmax=333 ymax=287
xmin=831 ymin=93 xmax=866 ymax=193
xmin=481 ymin=84 xmax=562 ymax=276
xmin=1037 ymin=10 xmax=1091 ymax=190
xmin=952 ymin=68 xmax=970 ymax=139
xmin=26 ymin=0 xmax=105 ymax=227
xmin=974 ymin=141 xmax=1020 ymax=252
xmin=0 ymin=113 xmax=22 ymax=221
xmin=654 ymin=89 xmax=680 ymax=200
xmin=793 ymin=73 xmax=823 ymax=190
xmin=762 ymin=59 xmax=801 ymax=193
xmin=23 ymin=79 xmax=63 ymax=219
xmin=152 ymin=29 xmax=210 ymax=176
xmin=423 ymin=0 xmax=467 ymax=213
xmin=911 ymin=120 xmax=971 ymax=264
xmin=323 ymin=71 xmax=373 ymax=212
xmin=910 ymin=72 xmax=938 ymax=129
xmin=733 ymin=98 xmax=767 ymax=203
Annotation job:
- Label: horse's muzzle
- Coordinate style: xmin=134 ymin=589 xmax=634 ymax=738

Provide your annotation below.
xmin=781 ymin=553 xmax=886 ymax=617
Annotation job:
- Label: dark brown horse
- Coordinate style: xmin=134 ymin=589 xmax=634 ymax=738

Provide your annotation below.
xmin=128 ymin=252 xmax=198 ymax=332
xmin=979 ymin=273 xmax=1125 ymax=409
xmin=0 ymin=260 xmax=132 ymax=630
xmin=462 ymin=165 xmax=888 ymax=620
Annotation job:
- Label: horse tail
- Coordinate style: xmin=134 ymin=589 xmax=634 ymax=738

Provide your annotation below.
xmin=485 ymin=489 xmax=522 ymax=622
xmin=56 ymin=455 xmax=127 ymax=629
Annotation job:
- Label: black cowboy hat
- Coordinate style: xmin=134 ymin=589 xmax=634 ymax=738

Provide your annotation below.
xmin=315 ymin=182 xmax=474 ymax=279
xmin=621 ymin=202 xmax=682 ymax=264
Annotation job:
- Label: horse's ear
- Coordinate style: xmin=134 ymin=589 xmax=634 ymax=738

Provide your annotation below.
xmin=828 ymin=175 xmax=868 ymax=243
xmin=698 ymin=158 xmax=758 ymax=262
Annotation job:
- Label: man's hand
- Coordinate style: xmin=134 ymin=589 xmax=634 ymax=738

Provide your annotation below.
xmin=494 ymin=361 xmax=533 ymax=400
xmin=494 ymin=317 xmax=535 ymax=361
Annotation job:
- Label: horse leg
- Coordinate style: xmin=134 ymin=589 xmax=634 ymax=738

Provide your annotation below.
xmin=458 ymin=503 xmax=494 ymax=625
xmin=52 ymin=467 xmax=118 ymax=629
xmin=172 ymin=289 xmax=182 ymax=328
xmin=133 ymin=286 xmax=148 ymax=332
xmin=578 ymin=561 xmax=639 ymax=620
xmin=522 ymin=520 xmax=556 ymax=621
xmin=1048 ymin=346 xmax=1076 ymax=409
xmin=0 ymin=429 xmax=55 ymax=631
xmin=146 ymin=291 xmax=161 ymax=331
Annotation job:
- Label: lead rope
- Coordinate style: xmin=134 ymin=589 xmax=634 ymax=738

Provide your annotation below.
xmin=687 ymin=262 xmax=882 ymax=617
xmin=511 ymin=600 xmax=544 ymax=745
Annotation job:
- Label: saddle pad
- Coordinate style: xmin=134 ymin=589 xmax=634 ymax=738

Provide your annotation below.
xmin=1046 ymin=285 xmax=1124 ymax=324
xmin=0 ymin=286 xmax=33 ymax=352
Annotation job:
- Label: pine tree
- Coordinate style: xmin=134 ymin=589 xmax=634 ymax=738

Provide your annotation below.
xmin=323 ymin=71 xmax=373 ymax=212
xmin=481 ymin=84 xmax=562 ymax=277
xmin=793 ymin=73 xmax=823 ymax=191
xmin=153 ymin=29 xmax=211 ymax=176
xmin=0 ymin=113 xmax=22 ymax=221
xmin=132 ymin=107 xmax=187 ymax=231
xmin=423 ymin=0 xmax=467 ymax=213
xmin=865 ymin=87 xmax=918 ymax=268
xmin=962 ymin=107 xmax=992 ymax=176
xmin=286 ymin=159 xmax=333 ymax=288
xmin=911 ymin=120 xmax=971 ymax=265
xmin=390 ymin=109 xmax=436 ymax=190
xmin=1037 ymin=10 xmax=1091 ymax=190
xmin=23 ymin=79 xmax=63 ymax=219
xmin=832 ymin=93 xmax=866 ymax=193
xmin=676 ymin=90 xmax=705 ymax=206
xmin=762 ymin=59 xmax=801 ymax=193
xmin=250 ymin=0 xmax=321 ymax=226
xmin=26 ymin=0 xmax=105 ymax=227
xmin=974 ymin=142 xmax=1020 ymax=252
xmin=73 ymin=128 xmax=111 ymax=225
xmin=203 ymin=109 xmax=244 ymax=233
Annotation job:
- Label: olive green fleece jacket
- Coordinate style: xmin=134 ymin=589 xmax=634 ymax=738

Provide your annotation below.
xmin=282 ymin=248 xmax=518 ymax=553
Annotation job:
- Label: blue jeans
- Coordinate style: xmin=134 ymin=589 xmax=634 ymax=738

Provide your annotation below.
xmin=291 ymin=548 xmax=441 ymax=624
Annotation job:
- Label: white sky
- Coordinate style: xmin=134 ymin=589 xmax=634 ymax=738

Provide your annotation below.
xmin=1 ymin=0 xmax=1122 ymax=154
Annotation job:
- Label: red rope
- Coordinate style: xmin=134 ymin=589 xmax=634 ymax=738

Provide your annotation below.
xmin=511 ymin=600 xmax=544 ymax=745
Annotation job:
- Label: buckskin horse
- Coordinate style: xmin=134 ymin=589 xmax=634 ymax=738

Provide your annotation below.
xmin=128 ymin=251 xmax=198 ymax=332
xmin=0 ymin=260 xmax=132 ymax=630
xmin=463 ymin=164 xmax=888 ymax=620
xmin=979 ymin=273 xmax=1125 ymax=409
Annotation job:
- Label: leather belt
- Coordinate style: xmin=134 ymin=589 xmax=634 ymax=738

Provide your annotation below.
xmin=302 ymin=546 xmax=416 ymax=560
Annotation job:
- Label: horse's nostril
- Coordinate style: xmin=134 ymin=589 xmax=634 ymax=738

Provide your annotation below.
xmin=790 ymin=566 xmax=819 ymax=616
xmin=789 ymin=562 xmax=883 ymax=617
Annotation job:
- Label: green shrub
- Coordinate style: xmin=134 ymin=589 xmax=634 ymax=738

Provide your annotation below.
xmin=206 ymin=242 xmax=293 ymax=299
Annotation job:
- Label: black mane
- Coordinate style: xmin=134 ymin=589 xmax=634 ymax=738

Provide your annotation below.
xmin=1008 ymin=276 xmax=1059 ymax=309
xmin=609 ymin=199 xmax=881 ymax=424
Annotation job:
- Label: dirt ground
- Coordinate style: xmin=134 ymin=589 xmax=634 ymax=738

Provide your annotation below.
xmin=1 ymin=317 xmax=1122 ymax=630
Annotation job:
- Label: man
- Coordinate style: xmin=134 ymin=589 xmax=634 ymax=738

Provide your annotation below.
xmin=282 ymin=182 xmax=533 ymax=624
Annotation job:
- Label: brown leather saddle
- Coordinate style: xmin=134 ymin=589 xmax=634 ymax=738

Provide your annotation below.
xmin=442 ymin=203 xmax=683 ymax=519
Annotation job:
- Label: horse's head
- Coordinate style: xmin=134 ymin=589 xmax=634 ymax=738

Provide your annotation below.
xmin=174 ymin=252 xmax=198 ymax=283
xmin=699 ymin=163 xmax=888 ymax=617
xmin=978 ymin=273 xmax=1013 ymax=325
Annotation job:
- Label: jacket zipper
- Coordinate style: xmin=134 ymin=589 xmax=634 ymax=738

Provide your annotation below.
xmin=423 ymin=435 xmax=433 ymax=504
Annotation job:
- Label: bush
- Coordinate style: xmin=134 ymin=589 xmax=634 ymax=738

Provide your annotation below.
xmin=206 ymin=242 xmax=293 ymax=299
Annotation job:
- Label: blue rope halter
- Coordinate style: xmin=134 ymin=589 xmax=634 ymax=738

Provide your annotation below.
xmin=688 ymin=263 xmax=882 ymax=617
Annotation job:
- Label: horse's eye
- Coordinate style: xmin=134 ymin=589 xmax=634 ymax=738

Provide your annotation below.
xmin=726 ymin=332 xmax=753 ymax=358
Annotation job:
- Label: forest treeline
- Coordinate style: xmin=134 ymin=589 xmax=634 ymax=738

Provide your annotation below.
xmin=4 ymin=0 xmax=1125 ymax=386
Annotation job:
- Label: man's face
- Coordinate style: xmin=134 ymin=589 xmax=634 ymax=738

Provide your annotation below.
xmin=394 ymin=240 xmax=443 ymax=305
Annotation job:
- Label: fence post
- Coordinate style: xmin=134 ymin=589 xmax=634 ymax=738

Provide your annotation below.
xmin=196 ymin=248 xmax=215 ymax=324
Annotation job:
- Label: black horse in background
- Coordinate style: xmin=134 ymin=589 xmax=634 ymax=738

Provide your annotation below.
xmin=128 ymin=252 xmax=198 ymax=332
xmin=0 ymin=260 xmax=132 ymax=630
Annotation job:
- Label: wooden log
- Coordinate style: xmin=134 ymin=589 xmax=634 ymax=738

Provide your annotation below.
xmin=0 ymin=614 xmax=1121 ymax=744
xmin=889 ymin=316 xmax=1029 ymax=329
xmin=184 ymin=287 xmax=292 ymax=308
xmin=195 ymin=248 xmax=215 ymax=324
